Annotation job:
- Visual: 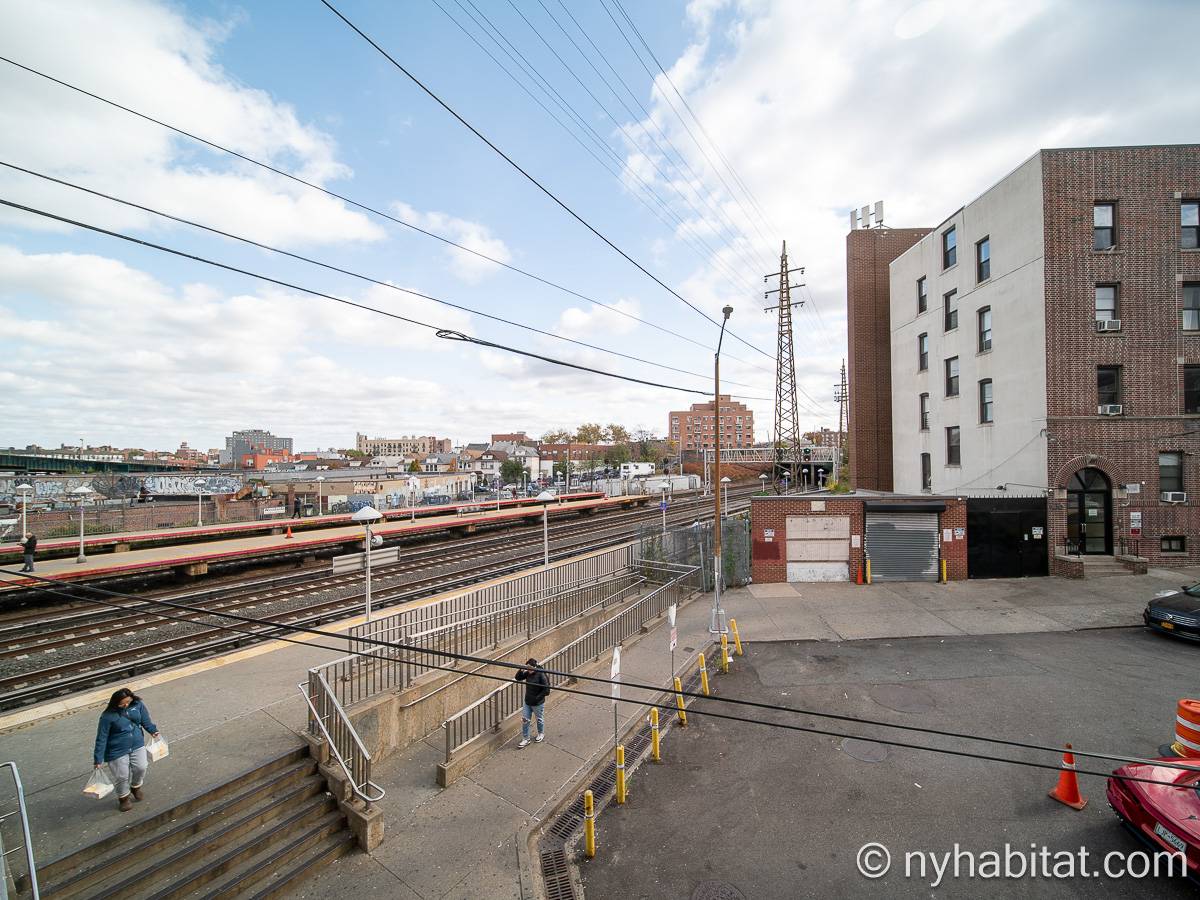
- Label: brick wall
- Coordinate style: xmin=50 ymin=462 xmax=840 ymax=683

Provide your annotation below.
xmin=18 ymin=498 xmax=279 ymax=539
xmin=1041 ymin=146 xmax=1200 ymax=565
xmin=847 ymin=228 xmax=932 ymax=491
xmin=750 ymin=495 xmax=967 ymax=583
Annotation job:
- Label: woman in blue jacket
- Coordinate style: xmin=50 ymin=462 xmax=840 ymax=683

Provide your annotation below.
xmin=93 ymin=688 xmax=160 ymax=811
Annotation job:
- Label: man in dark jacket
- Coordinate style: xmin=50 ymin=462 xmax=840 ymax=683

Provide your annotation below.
xmin=20 ymin=533 xmax=36 ymax=572
xmin=515 ymin=658 xmax=550 ymax=748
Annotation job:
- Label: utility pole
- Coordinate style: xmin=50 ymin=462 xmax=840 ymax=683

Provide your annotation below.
xmin=764 ymin=242 xmax=803 ymax=492
xmin=833 ymin=360 xmax=848 ymax=485
xmin=711 ymin=305 xmax=733 ymax=636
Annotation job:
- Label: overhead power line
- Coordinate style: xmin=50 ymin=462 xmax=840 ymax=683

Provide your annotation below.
xmin=4 ymin=568 xmax=1198 ymax=791
xmin=319 ymin=0 xmax=777 ymax=364
xmin=0 ymin=196 xmax=772 ymax=400
xmin=0 ymin=55 xmax=771 ymax=373
xmin=0 ymin=159 xmax=759 ymax=389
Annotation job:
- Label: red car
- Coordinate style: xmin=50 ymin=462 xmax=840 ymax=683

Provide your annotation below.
xmin=1107 ymin=758 xmax=1200 ymax=883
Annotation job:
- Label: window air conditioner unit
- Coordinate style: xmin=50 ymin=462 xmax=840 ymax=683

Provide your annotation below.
xmin=1095 ymin=319 xmax=1122 ymax=332
xmin=1161 ymin=491 xmax=1187 ymax=503
xmin=1097 ymin=404 xmax=1123 ymax=415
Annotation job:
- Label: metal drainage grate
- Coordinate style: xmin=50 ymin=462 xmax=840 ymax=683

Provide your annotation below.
xmin=541 ymin=848 xmax=574 ymax=900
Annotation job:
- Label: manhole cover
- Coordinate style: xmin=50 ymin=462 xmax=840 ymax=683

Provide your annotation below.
xmin=691 ymin=882 xmax=747 ymax=900
xmin=841 ymin=738 xmax=888 ymax=762
xmin=870 ymin=683 xmax=935 ymax=713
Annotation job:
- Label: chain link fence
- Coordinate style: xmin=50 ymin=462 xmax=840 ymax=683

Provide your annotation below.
xmin=635 ymin=512 xmax=750 ymax=591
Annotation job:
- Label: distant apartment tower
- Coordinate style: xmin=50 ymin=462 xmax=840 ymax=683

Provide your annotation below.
xmin=846 ymin=225 xmax=933 ymax=490
xmin=222 ymin=429 xmax=293 ymax=466
xmin=355 ymin=433 xmax=452 ymax=456
xmin=888 ymin=144 xmax=1199 ymax=566
xmin=668 ymin=395 xmax=755 ymax=452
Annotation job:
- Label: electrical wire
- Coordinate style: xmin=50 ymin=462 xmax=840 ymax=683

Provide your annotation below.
xmin=0 ymin=54 xmax=751 ymax=366
xmin=0 ymin=196 xmax=770 ymax=400
xmin=319 ymin=0 xmax=777 ymax=364
xmin=3 ymin=567 xmax=1197 ymax=788
xmin=0 ymin=159 xmax=759 ymax=389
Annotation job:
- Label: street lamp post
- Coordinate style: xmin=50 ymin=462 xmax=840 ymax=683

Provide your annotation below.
xmin=758 ymin=473 xmax=768 ymax=495
xmin=711 ymin=304 xmax=733 ymax=636
xmin=351 ymin=505 xmax=383 ymax=621
xmin=16 ymin=483 xmax=33 ymax=539
xmin=720 ymin=476 xmax=731 ymax=518
xmin=537 ymin=490 xmax=555 ymax=565
xmin=660 ymin=482 xmax=669 ymax=536
xmin=316 ymin=476 xmax=325 ymax=516
xmin=194 ymin=478 xmax=207 ymax=527
xmin=69 ymin=485 xmax=91 ymax=564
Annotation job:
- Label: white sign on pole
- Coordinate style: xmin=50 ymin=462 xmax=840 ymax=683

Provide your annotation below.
xmin=610 ymin=646 xmax=621 ymax=704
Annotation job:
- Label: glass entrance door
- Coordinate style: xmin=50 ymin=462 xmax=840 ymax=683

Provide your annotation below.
xmin=1066 ymin=468 xmax=1112 ymax=555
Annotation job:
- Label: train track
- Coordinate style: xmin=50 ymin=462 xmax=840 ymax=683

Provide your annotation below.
xmin=0 ymin=488 xmax=756 ymax=711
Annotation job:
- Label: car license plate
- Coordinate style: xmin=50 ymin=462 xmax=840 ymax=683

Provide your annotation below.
xmin=1154 ymin=822 xmax=1187 ymax=853
xmin=1160 ymin=621 xmax=1175 ymax=630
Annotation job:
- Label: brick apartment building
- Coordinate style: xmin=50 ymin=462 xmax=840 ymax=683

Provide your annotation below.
xmin=668 ymin=395 xmax=755 ymax=452
xmin=354 ymin=433 xmax=452 ymax=457
xmin=888 ymin=144 xmax=1200 ymax=568
xmin=846 ymin=226 xmax=933 ymax=490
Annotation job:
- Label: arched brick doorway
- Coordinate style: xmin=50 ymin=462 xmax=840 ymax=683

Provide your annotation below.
xmin=1065 ymin=467 xmax=1112 ymax=555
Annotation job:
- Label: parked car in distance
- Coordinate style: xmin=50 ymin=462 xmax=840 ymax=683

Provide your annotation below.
xmin=1106 ymin=758 xmax=1200 ymax=883
xmin=1144 ymin=583 xmax=1200 ymax=642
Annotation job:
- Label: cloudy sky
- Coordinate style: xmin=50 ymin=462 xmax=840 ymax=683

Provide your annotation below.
xmin=1 ymin=0 xmax=1196 ymax=452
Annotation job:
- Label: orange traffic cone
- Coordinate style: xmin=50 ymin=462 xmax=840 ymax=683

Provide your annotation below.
xmin=285 ymin=526 xmax=294 ymax=540
xmin=856 ymin=564 xmax=863 ymax=585
xmin=1048 ymin=744 xmax=1087 ymax=810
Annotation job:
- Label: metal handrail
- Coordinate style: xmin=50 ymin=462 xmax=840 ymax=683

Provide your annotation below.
xmin=0 ymin=762 xmax=39 ymax=899
xmin=297 ymin=672 xmax=385 ymax=810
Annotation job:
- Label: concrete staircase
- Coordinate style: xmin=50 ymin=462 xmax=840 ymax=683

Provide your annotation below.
xmin=1080 ymin=555 xmax=1133 ymax=578
xmin=39 ymin=748 xmax=356 ymax=899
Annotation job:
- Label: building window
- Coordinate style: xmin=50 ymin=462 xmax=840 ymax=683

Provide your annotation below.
xmin=1093 ymin=202 xmax=1115 ymax=250
xmin=1186 ymin=366 xmax=1200 ymax=415
xmin=944 ymin=289 xmax=958 ymax=331
xmin=917 ymin=276 xmax=927 ymax=314
xmin=921 ymin=453 xmax=931 ymax=491
xmin=1183 ymin=201 xmax=1199 ymax=249
xmin=1097 ymin=365 xmax=1121 ymax=406
xmin=946 ymin=426 xmax=961 ymax=466
xmin=942 ymin=226 xmax=957 ymax=268
xmin=918 ymin=333 xmax=928 ymax=371
xmin=976 ymin=236 xmax=990 ymax=282
xmin=977 ymin=306 xmax=992 ymax=351
xmin=1095 ymin=284 xmax=1118 ymax=322
xmin=979 ymin=379 xmax=993 ymax=423
xmin=1184 ymin=283 xmax=1200 ymax=331
xmin=919 ymin=393 xmax=930 ymax=430
xmin=945 ymin=356 xmax=960 ymax=397
xmin=1162 ymin=536 xmax=1186 ymax=553
xmin=1159 ymin=452 xmax=1183 ymax=494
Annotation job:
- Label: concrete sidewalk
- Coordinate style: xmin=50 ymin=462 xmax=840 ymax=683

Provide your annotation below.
xmin=0 ymin=565 xmax=1186 ymax=895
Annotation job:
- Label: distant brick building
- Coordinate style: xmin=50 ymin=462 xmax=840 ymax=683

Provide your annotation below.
xmin=888 ymin=144 xmax=1200 ymax=568
xmin=668 ymin=395 xmax=754 ymax=452
xmin=355 ymin=433 xmax=452 ymax=457
xmin=846 ymin=226 xmax=933 ymax=490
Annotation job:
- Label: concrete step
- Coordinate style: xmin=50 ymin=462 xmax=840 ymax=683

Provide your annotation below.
xmin=41 ymin=747 xmax=354 ymax=900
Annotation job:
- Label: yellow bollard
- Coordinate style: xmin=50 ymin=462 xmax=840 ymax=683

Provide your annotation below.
xmin=866 ymin=558 xmax=872 ymax=584
xmin=698 ymin=652 xmax=711 ymax=696
xmin=940 ymin=558 xmax=948 ymax=584
xmin=583 ymin=790 xmax=595 ymax=858
xmin=615 ymin=744 xmax=627 ymax=804
xmin=650 ymin=708 xmax=661 ymax=762
xmin=673 ymin=676 xmax=687 ymax=727
xmin=730 ymin=618 xmax=744 ymax=656
xmin=720 ymin=634 xmax=730 ymax=673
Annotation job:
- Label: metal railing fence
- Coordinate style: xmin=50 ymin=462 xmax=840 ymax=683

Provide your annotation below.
xmin=0 ymin=762 xmax=39 ymax=899
xmin=441 ymin=563 xmax=701 ymax=762
xmin=297 ymin=671 xmax=384 ymax=809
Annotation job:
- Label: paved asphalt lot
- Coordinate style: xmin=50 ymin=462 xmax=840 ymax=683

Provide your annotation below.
xmin=582 ymin=628 xmax=1198 ymax=899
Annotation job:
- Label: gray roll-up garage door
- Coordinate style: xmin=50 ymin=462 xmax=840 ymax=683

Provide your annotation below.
xmin=865 ymin=511 xmax=939 ymax=581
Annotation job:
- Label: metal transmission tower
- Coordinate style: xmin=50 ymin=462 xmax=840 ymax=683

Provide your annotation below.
xmin=833 ymin=359 xmax=848 ymax=485
xmin=764 ymin=241 xmax=804 ymax=492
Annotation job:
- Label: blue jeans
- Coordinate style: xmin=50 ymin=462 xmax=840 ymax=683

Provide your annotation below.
xmin=522 ymin=703 xmax=544 ymax=739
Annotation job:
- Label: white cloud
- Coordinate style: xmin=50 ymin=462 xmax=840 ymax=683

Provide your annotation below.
xmin=554 ymin=298 xmax=641 ymax=339
xmin=0 ymin=0 xmax=383 ymax=247
xmin=392 ymin=201 xmax=512 ymax=284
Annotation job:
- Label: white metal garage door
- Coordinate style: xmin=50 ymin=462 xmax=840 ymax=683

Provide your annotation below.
xmin=865 ymin=511 xmax=938 ymax=581
xmin=786 ymin=515 xmax=850 ymax=582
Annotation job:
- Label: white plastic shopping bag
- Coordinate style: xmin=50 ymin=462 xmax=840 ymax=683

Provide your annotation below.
xmin=83 ymin=767 xmax=114 ymax=800
xmin=146 ymin=735 xmax=169 ymax=762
